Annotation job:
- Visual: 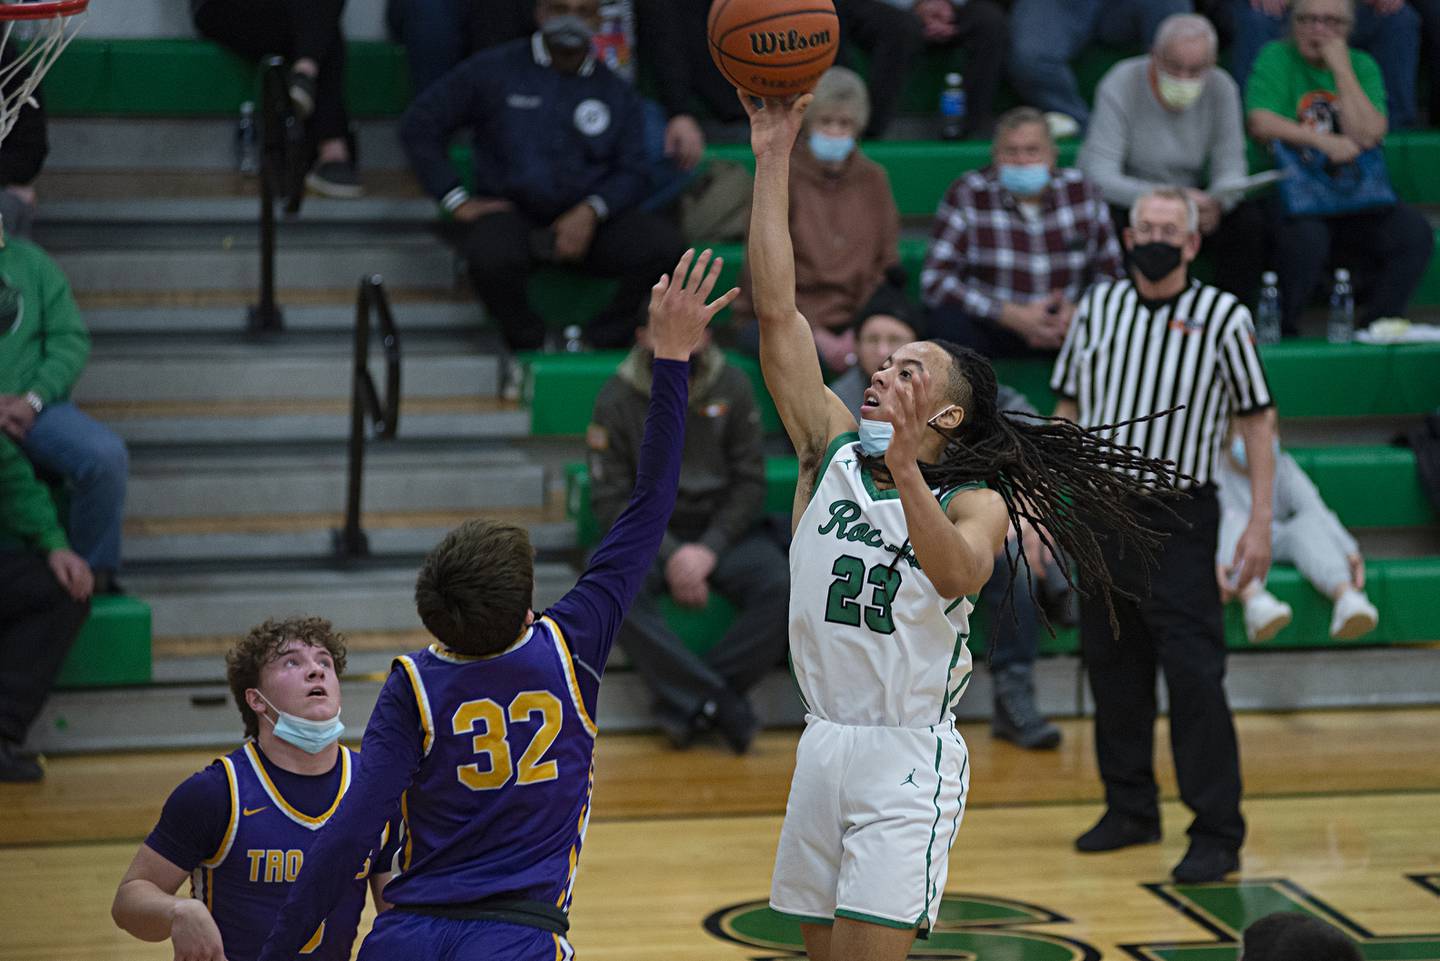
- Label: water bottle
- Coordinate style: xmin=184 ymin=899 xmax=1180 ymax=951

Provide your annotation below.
xmin=1327 ymin=268 xmax=1354 ymax=344
xmin=563 ymin=325 xmax=585 ymax=353
xmin=235 ymin=101 xmax=259 ymax=176
xmin=1255 ymin=271 xmax=1282 ymax=345
xmin=939 ymin=72 xmax=966 ymax=141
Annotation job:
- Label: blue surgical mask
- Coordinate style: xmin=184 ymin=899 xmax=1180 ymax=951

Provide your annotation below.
xmin=809 ymin=131 xmax=856 ymax=164
xmin=858 ymin=418 xmax=894 ymax=455
xmin=257 ymin=691 xmax=345 ymax=754
xmin=1230 ymin=436 xmax=1280 ymax=470
xmin=999 ymin=163 xmax=1051 ymax=197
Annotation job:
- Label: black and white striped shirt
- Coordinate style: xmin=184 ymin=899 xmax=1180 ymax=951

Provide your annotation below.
xmin=1050 ymin=278 xmax=1273 ymax=488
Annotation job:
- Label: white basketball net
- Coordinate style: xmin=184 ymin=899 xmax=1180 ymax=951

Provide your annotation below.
xmin=0 ymin=0 xmax=87 ymax=145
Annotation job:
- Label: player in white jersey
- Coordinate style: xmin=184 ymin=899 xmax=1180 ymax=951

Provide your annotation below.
xmin=739 ymin=91 xmax=1186 ymax=961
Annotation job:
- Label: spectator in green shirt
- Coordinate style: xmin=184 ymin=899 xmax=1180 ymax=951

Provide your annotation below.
xmin=0 ymin=434 xmax=92 ymax=781
xmin=0 ymin=236 xmax=129 ymax=590
xmin=1244 ymin=0 xmax=1434 ymax=333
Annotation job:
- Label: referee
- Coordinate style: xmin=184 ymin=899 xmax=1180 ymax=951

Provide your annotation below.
xmin=1051 ymin=186 xmax=1278 ymax=884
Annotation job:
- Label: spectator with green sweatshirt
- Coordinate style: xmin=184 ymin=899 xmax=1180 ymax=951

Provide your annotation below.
xmin=0 ymin=236 xmax=128 ymax=592
xmin=0 ymin=434 xmax=92 ymax=781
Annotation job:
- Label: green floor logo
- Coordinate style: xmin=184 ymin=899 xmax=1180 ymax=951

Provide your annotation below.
xmin=703 ymin=876 xmax=1440 ymax=960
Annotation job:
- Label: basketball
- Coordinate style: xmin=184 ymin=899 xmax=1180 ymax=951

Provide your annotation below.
xmin=707 ymin=0 xmax=840 ymax=99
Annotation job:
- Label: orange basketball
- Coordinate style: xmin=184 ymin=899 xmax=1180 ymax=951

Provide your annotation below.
xmin=707 ymin=0 xmax=840 ymax=99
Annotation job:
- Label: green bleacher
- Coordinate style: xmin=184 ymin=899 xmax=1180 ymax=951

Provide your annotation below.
xmin=40 ymin=35 xmax=1440 ymax=673
xmin=565 ymin=446 xmax=1439 ymax=656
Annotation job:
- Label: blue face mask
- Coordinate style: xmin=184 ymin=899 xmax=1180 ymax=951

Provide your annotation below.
xmin=999 ymin=163 xmax=1051 ymax=197
xmin=858 ymin=417 xmax=894 ymax=455
xmin=257 ymin=691 xmax=345 ymax=754
xmin=809 ymin=131 xmax=856 ymax=164
xmin=858 ymin=405 xmax=959 ymax=456
xmin=1230 ymin=436 xmax=1281 ymax=470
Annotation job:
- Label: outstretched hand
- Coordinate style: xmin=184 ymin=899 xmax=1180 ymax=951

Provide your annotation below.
xmin=737 ymin=90 xmax=813 ymax=161
xmin=883 ymin=367 xmax=934 ymax=477
xmin=647 ymin=248 xmax=741 ymax=361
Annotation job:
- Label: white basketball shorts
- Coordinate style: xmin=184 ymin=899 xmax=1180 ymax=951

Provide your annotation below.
xmin=769 ymin=714 xmax=971 ymax=932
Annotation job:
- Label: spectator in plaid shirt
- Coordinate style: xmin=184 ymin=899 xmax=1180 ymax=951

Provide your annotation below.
xmin=921 ymin=107 xmax=1124 ymax=360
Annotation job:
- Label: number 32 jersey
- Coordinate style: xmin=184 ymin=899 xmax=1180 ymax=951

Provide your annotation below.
xmin=379 ymin=617 xmax=598 ymax=911
xmin=789 ymin=432 xmax=978 ymax=729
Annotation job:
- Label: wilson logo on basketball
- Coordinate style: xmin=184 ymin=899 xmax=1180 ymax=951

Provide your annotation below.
xmin=748 ymin=27 xmax=833 ymax=56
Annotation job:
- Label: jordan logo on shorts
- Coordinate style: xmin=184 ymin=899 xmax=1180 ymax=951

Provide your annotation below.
xmin=901 ymin=769 xmax=918 ymax=788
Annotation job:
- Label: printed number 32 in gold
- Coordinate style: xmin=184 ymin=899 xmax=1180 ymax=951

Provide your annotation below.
xmin=452 ymin=691 xmax=563 ymax=791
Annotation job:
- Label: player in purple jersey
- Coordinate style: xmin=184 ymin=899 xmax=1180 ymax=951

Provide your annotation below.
xmin=112 ymin=616 xmax=401 ymax=961
xmin=255 ymin=249 xmax=738 ymax=961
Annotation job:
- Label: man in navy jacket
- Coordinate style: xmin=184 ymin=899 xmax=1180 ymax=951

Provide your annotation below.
xmin=400 ymin=0 xmax=684 ymax=353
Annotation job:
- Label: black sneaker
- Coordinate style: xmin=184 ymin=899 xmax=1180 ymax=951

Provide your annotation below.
xmin=1074 ymin=810 xmax=1162 ymax=852
xmin=991 ymin=665 xmax=1062 ymax=750
xmin=306 ymin=161 xmax=364 ymax=199
xmin=287 ymin=69 xmax=316 ymax=119
xmin=0 ymin=739 xmax=43 ymax=782
xmin=654 ymin=705 xmax=701 ymax=751
xmin=1172 ymin=844 xmax=1240 ymax=883
xmin=703 ymin=691 xmax=759 ymax=756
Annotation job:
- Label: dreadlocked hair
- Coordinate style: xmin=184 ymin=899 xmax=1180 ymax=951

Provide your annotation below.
xmin=858 ymin=340 xmax=1189 ymax=631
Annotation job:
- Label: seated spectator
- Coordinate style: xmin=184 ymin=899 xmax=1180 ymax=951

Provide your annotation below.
xmin=922 ymin=107 xmax=1123 ymax=360
xmin=1245 ymin=0 xmax=1434 ymax=332
xmin=0 ymin=235 xmax=129 ymax=594
xmin=190 ymin=0 xmax=360 ymax=197
xmin=833 ymin=277 xmax=1065 ymax=749
xmin=731 ymin=67 xmax=900 ymax=374
xmin=1008 ymin=0 xmax=1193 ymax=135
xmin=1217 ymin=430 xmax=1378 ymax=642
xmin=1228 ymin=0 xmax=1421 ymax=131
xmin=400 ymin=0 xmax=684 ymax=361
xmin=1241 ymin=912 xmax=1363 ymax=961
xmin=587 ymin=307 xmax=789 ymax=753
xmin=0 ymin=43 xmax=47 ymax=239
xmin=1080 ymin=14 xmax=1266 ymax=306
xmin=892 ymin=0 xmax=1009 ymax=139
xmin=0 ymin=435 xmax=92 ymax=782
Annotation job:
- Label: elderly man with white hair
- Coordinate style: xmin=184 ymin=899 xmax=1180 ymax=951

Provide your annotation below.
xmin=1079 ymin=13 xmax=1266 ymax=306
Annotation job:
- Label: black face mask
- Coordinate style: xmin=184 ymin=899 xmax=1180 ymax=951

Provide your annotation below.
xmin=1128 ymin=241 xmax=1184 ymax=282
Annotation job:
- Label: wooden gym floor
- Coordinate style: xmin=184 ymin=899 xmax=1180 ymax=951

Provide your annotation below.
xmin=3 ymin=708 xmax=1439 ymax=960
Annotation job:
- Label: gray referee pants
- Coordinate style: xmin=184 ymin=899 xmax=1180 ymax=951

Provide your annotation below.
xmin=614 ymin=529 xmax=790 ymax=722
xmin=1080 ymin=486 xmax=1246 ymax=853
xmin=1217 ymin=508 xmax=1353 ymax=599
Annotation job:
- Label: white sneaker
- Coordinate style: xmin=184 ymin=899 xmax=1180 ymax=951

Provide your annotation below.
xmin=1243 ymin=591 xmax=1292 ymax=643
xmin=1044 ymin=111 xmax=1081 ymax=140
xmin=1330 ymin=589 xmax=1379 ymax=640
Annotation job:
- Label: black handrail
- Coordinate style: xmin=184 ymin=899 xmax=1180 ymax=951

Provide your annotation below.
xmin=248 ymin=56 xmax=306 ymax=335
xmin=334 ymin=275 xmax=403 ymax=560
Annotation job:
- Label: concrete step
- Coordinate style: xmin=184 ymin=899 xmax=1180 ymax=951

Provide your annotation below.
xmin=38 ymin=196 xmax=437 ymax=232
xmin=126 ymin=445 xmax=544 ymax=518
xmin=52 ymin=242 xmax=456 ymax=294
xmin=83 ymin=300 xmax=481 ymax=335
xmin=83 ymin=396 xmax=527 ymax=445
xmin=124 ymin=507 xmax=577 ymax=564
xmin=46 ymin=117 xmax=407 ymax=172
xmin=83 ymin=0 xmax=390 ymax=42
xmin=125 ymin=561 xmax=580 ymax=640
xmin=76 ymin=339 xmax=498 ymax=403
xmin=35 ymin=645 xmax=1440 ymax=752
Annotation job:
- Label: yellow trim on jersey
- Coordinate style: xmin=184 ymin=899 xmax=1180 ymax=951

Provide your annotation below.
xmin=541 ymin=616 xmax=597 ymax=738
xmin=200 ymin=756 xmax=240 ymax=867
xmin=427 ymin=625 xmax=534 ymax=663
xmin=206 ymin=867 xmax=215 ymax=911
xmin=242 ymin=741 xmax=351 ymax=830
xmin=395 ymin=655 xmax=436 ymax=756
xmin=400 ymin=791 xmax=414 ymax=873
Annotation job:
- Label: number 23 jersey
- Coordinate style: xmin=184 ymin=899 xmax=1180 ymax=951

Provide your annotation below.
xmin=789 ymin=433 xmax=977 ymax=729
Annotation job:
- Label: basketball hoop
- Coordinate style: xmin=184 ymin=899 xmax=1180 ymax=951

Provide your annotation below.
xmin=0 ymin=0 xmax=87 ymax=144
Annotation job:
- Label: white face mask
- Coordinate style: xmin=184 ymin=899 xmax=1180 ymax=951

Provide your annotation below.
xmin=1156 ymin=69 xmax=1206 ymax=110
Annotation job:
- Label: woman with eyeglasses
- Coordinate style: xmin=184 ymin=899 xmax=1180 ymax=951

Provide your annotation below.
xmin=1244 ymin=0 xmax=1434 ymax=334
